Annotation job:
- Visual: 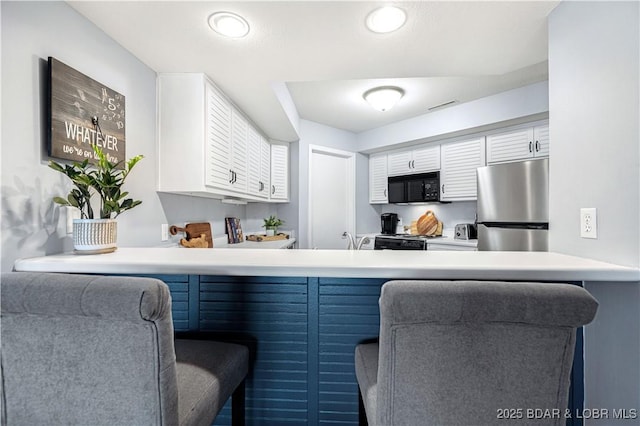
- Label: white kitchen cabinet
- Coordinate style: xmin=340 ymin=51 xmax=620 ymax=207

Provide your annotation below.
xmin=369 ymin=154 xmax=388 ymax=204
xmin=229 ymin=109 xmax=248 ymax=193
xmin=247 ymin=127 xmax=271 ymax=199
xmin=204 ymin=82 xmax=233 ymax=190
xmin=387 ymin=145 xmax=440 ymax=176
xmin=158 ymin=73 xmax=283 ymax=202
xmin=440 ymin=137 xmax=486 ymax=201
xmin=486 ymin=123 xmax=549 ymax=164
xmin=270 ymin=143 xmax=289 ymax=201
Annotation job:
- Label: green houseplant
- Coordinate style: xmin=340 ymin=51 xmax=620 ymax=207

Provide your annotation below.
xmin=262 ymin=215 xmax=284 ymax=236
xmin=49 ymin=144 xmax=143 ymax=253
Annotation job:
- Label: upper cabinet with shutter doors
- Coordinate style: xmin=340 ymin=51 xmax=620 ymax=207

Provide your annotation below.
xmin=229 ymin=109 xmax=248 ymax=193
xmin=158 ymin=73 xmax=285 ymax=202
xmin=440 ymin=137 xmax=486 ymax=201
xmin=486 ymin=123 xmax=549 ymax=164
xmin=270 ymin=143 xmax=289 ymax=201
xmin=246 ymin=127 xmax=271 ymax=199
xmin=369 ymin=154 xmax=388 ymax=204
xmin=387 ymin=145 xmax=440 ymax=176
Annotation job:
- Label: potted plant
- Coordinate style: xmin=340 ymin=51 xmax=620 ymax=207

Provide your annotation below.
xmin=49 ymin=144 xmax=143 ymax=254
xmin=262 ymin=215 xmax=284 ymax=236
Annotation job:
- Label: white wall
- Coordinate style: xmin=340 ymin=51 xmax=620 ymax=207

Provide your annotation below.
xmin=548 ymin=2 xmax=640 ymax=421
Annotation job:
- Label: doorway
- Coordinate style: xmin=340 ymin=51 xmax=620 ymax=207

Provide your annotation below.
xmin=308 ymin=145 xmax=356 ymax=249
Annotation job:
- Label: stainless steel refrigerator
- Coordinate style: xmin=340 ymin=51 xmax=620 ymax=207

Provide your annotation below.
xmin=476 ymin=158 xmax=549 ymax=251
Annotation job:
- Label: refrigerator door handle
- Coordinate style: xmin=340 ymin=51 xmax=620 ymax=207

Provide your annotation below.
xmin=479 ymin=222 xmax=549 ymax=230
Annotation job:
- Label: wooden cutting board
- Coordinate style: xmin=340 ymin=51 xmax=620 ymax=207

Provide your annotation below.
xmin=417 ymin=211 xmax=439 ymax=235
xmin=170 ymin=222 xmax=213 ymax=248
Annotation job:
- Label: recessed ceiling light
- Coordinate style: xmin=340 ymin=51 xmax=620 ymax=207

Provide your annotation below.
xmin=365 ymin=6 xmax=406 ymax=34
xmin=208 ymin=12 xmax=250 ymax=38
xmin=363 ymin=86 xmax=404 ymax=112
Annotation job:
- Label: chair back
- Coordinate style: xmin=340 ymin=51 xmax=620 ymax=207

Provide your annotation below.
xmin=1 ymin=272 xmax=179 ymax=425
xmin=376 ymin=280 xmax=598 ymax=426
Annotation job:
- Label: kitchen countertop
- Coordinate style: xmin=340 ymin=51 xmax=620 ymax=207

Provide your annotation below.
xmin=13 ymin=248 xmax=639 ymax=281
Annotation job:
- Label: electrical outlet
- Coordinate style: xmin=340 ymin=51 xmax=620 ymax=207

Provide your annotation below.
xmin=66 ymin=207 xmax=80 ymax=234
xmin=161 ymin=223 xmax=169 ymax=241
xmin=580 ymin=208 xmax=597 ymax=239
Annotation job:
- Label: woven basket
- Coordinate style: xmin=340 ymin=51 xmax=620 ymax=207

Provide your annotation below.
xmin=73 ymin=219 xmax=117 ymax=254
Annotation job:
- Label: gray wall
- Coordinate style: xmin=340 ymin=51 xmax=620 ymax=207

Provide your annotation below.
xmin=356 ymin=81 xmax=549 ymax=153
xmin=294 ymin=119 xmax=358 ymax=248
xmin=0 ymin=1 xmax=274 ymax=271
xmin=1 ymin=1 xmax=159 ymax=271
xmin=548 ymin=1 xmax=639 ymax=268
xmin=548 ymin=2 xmax=639 ymax=422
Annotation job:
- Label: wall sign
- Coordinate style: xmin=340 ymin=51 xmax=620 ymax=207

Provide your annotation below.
xmin=48 ymin=57 xmax=125 ymax=165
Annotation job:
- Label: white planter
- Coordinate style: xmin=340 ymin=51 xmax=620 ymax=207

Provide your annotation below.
xmin=73 ymin=219 xmax=117 ymax=254
xmin=265 ymin=228 xmax=276 ymax=237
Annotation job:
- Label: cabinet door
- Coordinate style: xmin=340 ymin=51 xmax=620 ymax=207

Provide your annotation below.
xmin=440 ymin=137 xmax=486 ymax=201
xmin=412 ymin=145 xmax=440 ymax=173
xmin=486 ymin=128 xmax=534 ymax=164
xmin=230 ymin=109 xmax=248 ymax=193
xmin=205 ymin=84 xmax=233 ymax=189
xmin=246 ymin=126 xmax=263 ymax=197
xmin=369 ymin=154 xmax=388 ymax=204
xmin=387 ymin=151 xmax=412 ymax=176
xmin=533 ymin=124 xmax=549 ymax=158
xmin=259 ymin=136 xmax=271 ymax=199
xmin=270 ymin=143 xmax=289 ymax=201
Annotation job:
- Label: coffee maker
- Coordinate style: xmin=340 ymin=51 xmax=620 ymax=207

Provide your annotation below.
xmin=381 ymin=213 xmax=399 ymax=235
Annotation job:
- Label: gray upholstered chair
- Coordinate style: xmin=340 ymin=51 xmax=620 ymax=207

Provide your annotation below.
xmin=355 ymin=280 xmax=599 ymax=426
xmin=0 ymin=272 xmax=248 ymax=426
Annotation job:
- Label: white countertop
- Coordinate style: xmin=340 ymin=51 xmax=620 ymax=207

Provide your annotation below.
xmin=13 ymin=248 xmax=639 ymax=281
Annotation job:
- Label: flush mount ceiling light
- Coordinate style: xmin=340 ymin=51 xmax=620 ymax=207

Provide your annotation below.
xmin=208 ymin=11 xmax=250 ymax=38
xmin=365 ymin=6 xmax=406 ymax=33
xmin=363 ymin=86 xmax=405 ymax=112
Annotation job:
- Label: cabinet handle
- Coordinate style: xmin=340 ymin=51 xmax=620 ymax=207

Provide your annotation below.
xmin=384 ymin=188 xmax=387 ymax=197
xmin=229 ymin=169 xmax=233 ymax=183
xmin=259 ymin=181 xmax=263 ymax=192
xmin=535 ymin=140 xmax=540 ymax=152
xmin=408 ymin=160 xmax=411 ymax=169
xmin=529 ymin=141 xmax=533 ymax=153
xmin=442 ymin=184 xmax=445 ymax=194
xmin=232 ymin=171 xmax=237 ymax=184
xmin=272 ymin=185 xmax=276 ymax=195
xmin=411 ymin=160 xmax=415 ymax=169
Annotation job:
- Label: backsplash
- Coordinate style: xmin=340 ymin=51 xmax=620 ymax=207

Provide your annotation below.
xmin=380 ymin=201 xmax=477 ymax=235
xmin=158 ymin=193 xmax=279 ymax=245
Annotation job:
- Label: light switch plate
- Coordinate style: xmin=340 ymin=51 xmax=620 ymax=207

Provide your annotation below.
xmin=580 ymin=208 xmax=597 ymax=239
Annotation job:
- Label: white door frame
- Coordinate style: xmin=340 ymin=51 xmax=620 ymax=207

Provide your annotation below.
xmin=307 ymin=144 xmax=356 ymax=249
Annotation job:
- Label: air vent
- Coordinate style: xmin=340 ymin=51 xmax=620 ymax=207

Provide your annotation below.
xmin=428 ymin=100 xmax=457 ymax=111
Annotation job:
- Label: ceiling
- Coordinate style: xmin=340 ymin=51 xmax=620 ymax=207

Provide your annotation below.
xmin=68 ymin=1 xmax=559 ymax=142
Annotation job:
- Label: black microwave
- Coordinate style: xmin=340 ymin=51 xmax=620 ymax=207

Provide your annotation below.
xmin=388 ymin=171 xmax=441 ymax=203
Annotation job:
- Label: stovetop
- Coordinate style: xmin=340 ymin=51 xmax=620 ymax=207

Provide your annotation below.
xmin=376 ymin=234 xmax=444 ymax=240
